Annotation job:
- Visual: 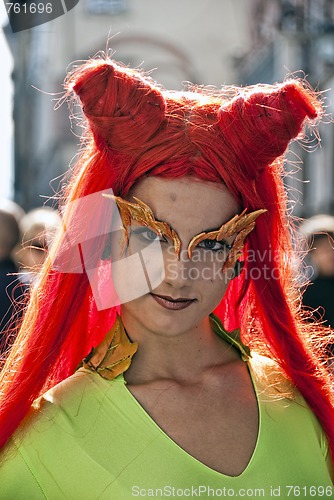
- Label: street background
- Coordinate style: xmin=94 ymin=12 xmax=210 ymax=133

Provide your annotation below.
xmin=1 ymin=0 xmax=334 ymax=217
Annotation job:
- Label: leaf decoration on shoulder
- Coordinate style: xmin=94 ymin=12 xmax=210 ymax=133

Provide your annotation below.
xmin=78 ymin=315 xmax=138 ymax=380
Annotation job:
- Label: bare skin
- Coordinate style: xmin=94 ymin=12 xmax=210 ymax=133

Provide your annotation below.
xmin=121 ymin=177 xmax=259 ymax=477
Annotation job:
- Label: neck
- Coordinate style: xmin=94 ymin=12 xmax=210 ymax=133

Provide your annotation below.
xmin=121 ymin=313 xmax=239 ymax=384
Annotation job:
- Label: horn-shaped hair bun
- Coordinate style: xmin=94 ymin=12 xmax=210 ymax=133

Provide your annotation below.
xmin=217 ymin=81 xmax=321 ymax=179
xmin=68 ymin=60 xmax=166 ymax=151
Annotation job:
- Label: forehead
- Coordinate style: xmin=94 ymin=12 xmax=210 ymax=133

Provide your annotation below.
xmin=128 ymin=177 xmax=240 ymax=233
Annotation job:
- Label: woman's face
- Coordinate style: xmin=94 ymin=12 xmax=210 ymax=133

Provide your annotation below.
xmin=118 ymin=176 xmax=240 ymax=337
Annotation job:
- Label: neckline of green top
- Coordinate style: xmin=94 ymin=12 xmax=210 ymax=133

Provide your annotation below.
xmin=209 ymin=313 xmax=251 ymax=362
xmin=78 ymin=313 xmax=251 ymax=381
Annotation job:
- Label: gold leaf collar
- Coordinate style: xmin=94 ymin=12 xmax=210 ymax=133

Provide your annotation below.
xmin=78 ymin=315 xmax=138 ymax=380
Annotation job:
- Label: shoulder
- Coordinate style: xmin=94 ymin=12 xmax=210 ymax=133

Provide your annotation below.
xmin=36 ymin=368 xmax=115 ymax=410
xmin=249 ymin=353 xmax=330 ymax=459
xmin=10 ymin=369 xmax=124 ymax=448
xmin=249 ymin=352 xmax=325 ymax=431
xmin=0 ymin=371 xmax=133 ymax=498
xmin=249 ymin=352 xmax=296 ymax=397
xmin=1 ymin=371 xmax=127 ymax=473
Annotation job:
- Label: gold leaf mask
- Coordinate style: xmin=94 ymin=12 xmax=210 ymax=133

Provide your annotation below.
xmin=188 ymin=208 xmax=267 ymax=270
xmin=103 ymin=193 xmax=266 ymax=270
xmin=103 ymin=194 xmax=181 ymax=257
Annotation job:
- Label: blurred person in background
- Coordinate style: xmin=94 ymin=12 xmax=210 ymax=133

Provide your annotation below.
xmin=16 ymin=206 xmax=61 ymax=286
xmin=0 ymin=199 xmax=25 ymax=349
xmin=301 ymin=214 xmax=334 ymax=328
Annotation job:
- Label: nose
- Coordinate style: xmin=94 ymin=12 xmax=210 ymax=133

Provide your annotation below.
xmin=163 ymin=248 xmax=192 ymax=289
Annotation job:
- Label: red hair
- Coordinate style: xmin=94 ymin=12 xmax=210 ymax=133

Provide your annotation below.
xmin=1 ymin=58 xmax=333 ymax=457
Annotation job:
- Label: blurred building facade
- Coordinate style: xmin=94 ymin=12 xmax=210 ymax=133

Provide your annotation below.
xmin=4 ymin=0 xmax=334 ymax=215
xmin=4 ymin=0 xmax=252 ymax=210
xmin=236 ymin=0 xmax=334 ymax=217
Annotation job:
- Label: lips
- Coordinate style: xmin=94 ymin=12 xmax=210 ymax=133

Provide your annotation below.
xmin=150 ymin=293 xmax=196 ymax=311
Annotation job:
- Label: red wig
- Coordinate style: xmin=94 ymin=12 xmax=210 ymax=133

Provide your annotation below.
xmin=1 ymin=57 xmax=333 ymax=456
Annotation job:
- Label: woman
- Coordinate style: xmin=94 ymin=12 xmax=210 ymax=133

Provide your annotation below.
xmin=0 ymin=57 xmax=333 ymax=498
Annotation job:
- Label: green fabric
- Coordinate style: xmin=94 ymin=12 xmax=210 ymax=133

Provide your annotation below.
xmin=209 ymin=314 xmax=251 ymax=361
xmin=1 ymin=359 xmax=332 ymax=500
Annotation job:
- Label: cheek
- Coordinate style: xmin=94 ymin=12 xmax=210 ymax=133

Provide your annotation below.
xmin=185 ymin=258 xmax=232 ymax=304
xmin=199 ymin=275 xmax=231 ymax=313
xmin=110 ymin=229 xmax=129 ymax=260
xmin=110 ymin=233 xmax=165 ymax=305
xmin=187 ymin=255 xmax=230 ymax=284
xmin=200 ymin=269 xmax=230 ymax=293
xmin=196 ymin=256 xmax=234 ymax=299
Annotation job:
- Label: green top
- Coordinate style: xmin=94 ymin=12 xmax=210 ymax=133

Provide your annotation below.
xmin=1 ymin=356 xmax=332 ymax=500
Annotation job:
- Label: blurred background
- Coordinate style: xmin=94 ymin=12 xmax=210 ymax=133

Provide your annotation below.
xmin=1 ymin=0 xmax=334 ymax=216
xmin=1 ymin=0 xmax=334 ymax=338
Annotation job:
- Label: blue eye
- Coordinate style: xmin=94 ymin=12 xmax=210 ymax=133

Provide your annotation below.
xmin=131 ymin=227 xmax=166 ymax=243
xmin=197 ymin=239 xmax=232 ymax=252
